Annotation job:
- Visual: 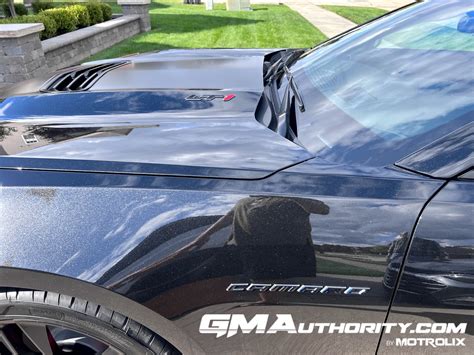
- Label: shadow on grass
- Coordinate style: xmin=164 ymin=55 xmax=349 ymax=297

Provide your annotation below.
xmin=121 ymin=42 xmax=186 ymax=52
xmin=106 ymin=40 xmax=222 ymax=55
xmin=148 ymin=2 xmax=172 ymax=9
xmin=149 ymin=13 xmax=262 ymax=34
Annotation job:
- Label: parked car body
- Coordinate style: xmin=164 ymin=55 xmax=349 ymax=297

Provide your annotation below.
xmin=0 ymin=0 xmax=472 ymax=353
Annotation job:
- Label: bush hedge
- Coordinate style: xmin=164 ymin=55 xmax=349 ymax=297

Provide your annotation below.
xmin=0 ymin=14 xmax=58 ymax=40
xmin=42 ymin=8 xmax=78 ymax=34
xmin=32 ymin=1 xmax=55 ymax=14
xmin=67 ymin=5 xmax=91 ymax=28
xmin=0 ymin=1 xmax=114 ymax=39
xmin=2 ymin=3 xmax=28 ymax=17
xmin=99 ymin=3 xmax=112 ymax=21
xmin=84 ymin=2 xmax=103 ymax=25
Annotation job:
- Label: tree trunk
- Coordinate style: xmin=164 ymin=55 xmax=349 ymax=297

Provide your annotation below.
xmin=7 ymin=0 xmax=17 ymax=17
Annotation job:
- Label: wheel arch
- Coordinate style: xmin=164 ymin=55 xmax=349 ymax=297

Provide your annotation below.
xmin=0 ymin=266 xmax=204 ymax=354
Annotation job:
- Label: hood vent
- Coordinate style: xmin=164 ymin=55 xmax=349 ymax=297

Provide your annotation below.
xmin=40 ymin=61 xmax=129 ymax=93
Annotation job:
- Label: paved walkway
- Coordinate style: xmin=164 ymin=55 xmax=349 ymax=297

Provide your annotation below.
xmin=221 ymin=0 xmax=413 ymax=11
xmin=305 ymin=0 xmax=413 ymax=11
xmin=216 ymin=0 xmax=414 ymax=38
xmin=216 ymin=0 xmax=413 ymax=10
xmin=285 ymin=0 xmax=414 ymax=38
xmin=287 ymin=0 xmax=358 ymax=38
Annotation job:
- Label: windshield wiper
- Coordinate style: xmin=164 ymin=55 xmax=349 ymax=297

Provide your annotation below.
xmin=282 ymin=65 xmax=305 ymax=112
xmin=264 ymin=49 xmax=305 ymax=85
xmin=275 ymin=65 xmax=306 ymax=139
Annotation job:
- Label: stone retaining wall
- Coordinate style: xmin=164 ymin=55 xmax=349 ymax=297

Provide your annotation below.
xmin=0 ymin=24 xmax=48 ymax=85
xmin=43 ymin=15 xmax=141 ymax=71
xmin=0 ymin=0 xmax=151 ymax=89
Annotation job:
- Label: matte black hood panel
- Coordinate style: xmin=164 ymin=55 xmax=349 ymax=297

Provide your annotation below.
xmin=90 ymin=49 xmax=278 ymax=91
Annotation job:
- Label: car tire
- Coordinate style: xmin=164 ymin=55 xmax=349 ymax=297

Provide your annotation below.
xmin=0 ymin=289 xmax=178 ymax=355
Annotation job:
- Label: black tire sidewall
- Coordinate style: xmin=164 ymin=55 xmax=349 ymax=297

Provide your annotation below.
xmin=0 ymin=301 xmax=152 ymax=354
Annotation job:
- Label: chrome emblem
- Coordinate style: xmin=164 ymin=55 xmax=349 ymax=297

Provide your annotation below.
xmin=185 ymin=94 xmax=236 ymax=102
xmin=226 ymin=283 xmax=370 ymax=295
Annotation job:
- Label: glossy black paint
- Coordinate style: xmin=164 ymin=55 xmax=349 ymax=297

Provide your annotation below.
xmin=0 ymin=162 xmax=445 ymax=353
xmin=0 ymin=1 xmax=473 ymax=353
xmin=0 ymin=90 xmax=314 ymax=178
xmin=379 ymin=180 xmax=474 ymax=353
xmin=396 ymin=122 xmax=474 ymax=178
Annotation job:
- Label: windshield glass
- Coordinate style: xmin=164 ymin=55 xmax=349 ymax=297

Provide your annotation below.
xmin=292 ymin=0 xmax=474 ymax=166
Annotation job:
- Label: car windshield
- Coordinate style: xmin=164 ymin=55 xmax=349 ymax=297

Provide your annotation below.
xmin=292 ymin=0 xmax=474 ymax=167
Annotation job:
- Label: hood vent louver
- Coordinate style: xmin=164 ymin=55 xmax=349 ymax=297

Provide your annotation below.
xmin=40 ymin=61 xmax=130 ymax=93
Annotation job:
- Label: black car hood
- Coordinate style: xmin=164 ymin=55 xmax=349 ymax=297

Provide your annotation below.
xmin=0 ymin=49 xmax=313 ymax=179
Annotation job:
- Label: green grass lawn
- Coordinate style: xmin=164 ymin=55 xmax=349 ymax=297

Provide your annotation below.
xmin=88 ymin=0 xmax=326 ymax=61
xmin=321 ymin=5 xmax=388 ymax=25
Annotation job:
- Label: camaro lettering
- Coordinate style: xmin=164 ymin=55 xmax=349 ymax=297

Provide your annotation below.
xmin=226 ymin=283 xmax=370 ymax=295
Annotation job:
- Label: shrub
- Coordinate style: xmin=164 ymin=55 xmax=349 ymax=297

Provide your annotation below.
xmin=42 ymin=7 xmax=78 ymax=34
xmin=36 ymin=13 xmax=58 ymax=39
xmin=99 ymin=3 xmax=112 ymax=21
xmin=0 ymin=14 xmax=58 ymax=39
xmin=2 ymin=3 xmax=29 ymax=17
xmin=84 ymin=1 xmax=103 ymax=25
xmin=67 ymin=4 xmax=90 ymax=28
xmin=32 ymin=1 xmax=54 ymax=14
